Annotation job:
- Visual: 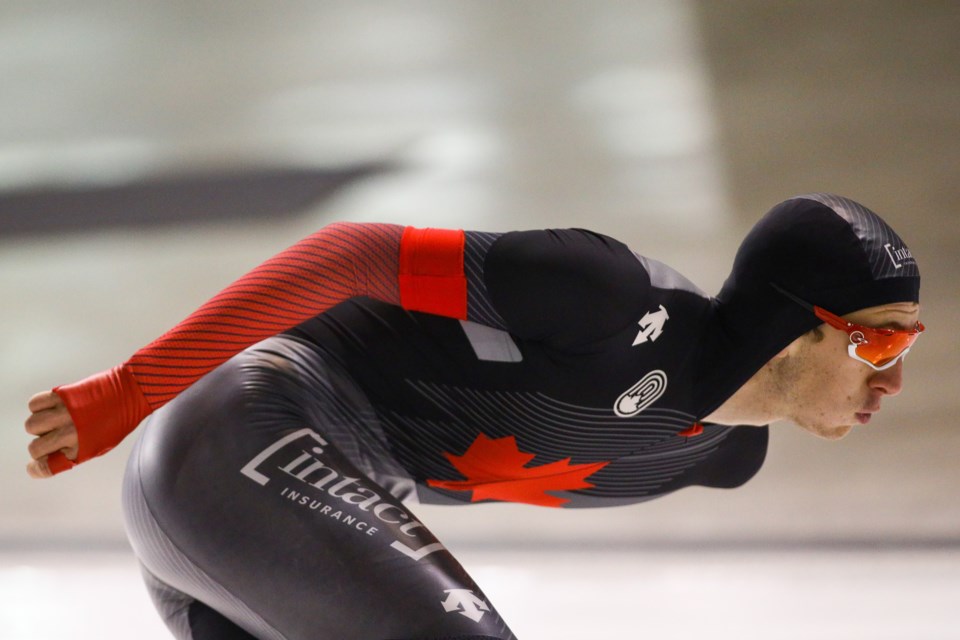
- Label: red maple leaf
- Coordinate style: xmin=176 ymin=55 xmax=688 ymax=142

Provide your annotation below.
xmin=426 ymin=433 xmax=609 ymax=507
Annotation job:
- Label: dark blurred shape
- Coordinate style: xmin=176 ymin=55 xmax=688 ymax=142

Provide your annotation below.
xmin=0 ymin=164 xmax=391 ymax=236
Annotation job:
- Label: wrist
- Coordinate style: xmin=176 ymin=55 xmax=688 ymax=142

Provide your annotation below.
xmin=54 ymin=363 xmax=152 ymax=463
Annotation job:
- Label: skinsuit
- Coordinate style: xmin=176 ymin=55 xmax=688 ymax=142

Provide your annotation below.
xmin=48 ymin=193 xmax=920 ymax=639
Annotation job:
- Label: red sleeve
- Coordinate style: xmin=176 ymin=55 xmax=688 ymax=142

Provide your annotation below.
xmin=49 ymin=222 xmax=403 ymax=474
xmin=49 ymin=223 xmax=469 ymax=475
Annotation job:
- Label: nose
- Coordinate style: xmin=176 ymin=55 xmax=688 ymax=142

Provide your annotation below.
xmin=869 ymin=359 xmax=904 ymax=396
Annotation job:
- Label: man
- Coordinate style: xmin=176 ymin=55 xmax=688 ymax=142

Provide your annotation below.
xmin=24 ymin=193 xmax=922 ymax=639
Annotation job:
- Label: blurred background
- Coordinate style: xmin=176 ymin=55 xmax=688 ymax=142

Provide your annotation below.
xmin=1 ymin=1 xmax=958 ymax=638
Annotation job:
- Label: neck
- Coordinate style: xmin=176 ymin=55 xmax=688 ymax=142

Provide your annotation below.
xmin=703 ymin=360 xmax=782 ymax=426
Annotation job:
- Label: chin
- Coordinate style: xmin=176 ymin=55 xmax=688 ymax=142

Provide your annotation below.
xmin=801 ymin=422 xmax=854 ymax=441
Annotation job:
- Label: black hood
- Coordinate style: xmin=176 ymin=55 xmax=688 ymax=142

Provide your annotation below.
xmin=696 ymin=193 xmax=921 ymax=416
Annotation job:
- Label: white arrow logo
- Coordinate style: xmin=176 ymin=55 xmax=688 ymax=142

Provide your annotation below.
xmin=633 ymin=305 xmax=669 ymax=345
xmin=441 ymin=589 xmax=490 ymax=623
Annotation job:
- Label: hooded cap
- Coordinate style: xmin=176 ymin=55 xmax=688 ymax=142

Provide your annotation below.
xmin=696 ymin=193 xmax=920 ymax=416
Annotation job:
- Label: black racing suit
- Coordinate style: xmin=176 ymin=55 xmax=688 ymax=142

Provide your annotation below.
xmin=122 ymin=229 xmax=768 ymax=640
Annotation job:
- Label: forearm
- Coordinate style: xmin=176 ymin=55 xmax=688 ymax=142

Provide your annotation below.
xmin=50 ymin=221 xmax=410 ymax=473
xmin=128 ymin=221 xmax=404 ymax=408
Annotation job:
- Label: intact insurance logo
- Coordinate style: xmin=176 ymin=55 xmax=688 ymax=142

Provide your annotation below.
xmin=884 ymin=243 xmax=916 ymax=269
xmin=240 ymin=428 xmax=445 ymax=562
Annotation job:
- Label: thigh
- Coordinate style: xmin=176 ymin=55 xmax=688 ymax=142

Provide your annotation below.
xmin=136 ymin=563 xmax=258 ymax=640
xmin=123 ymin=337 xmax=516 ymax=640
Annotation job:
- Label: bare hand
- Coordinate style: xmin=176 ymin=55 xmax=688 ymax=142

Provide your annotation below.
xmin=25 ymin=391 xmax=78 ymax=479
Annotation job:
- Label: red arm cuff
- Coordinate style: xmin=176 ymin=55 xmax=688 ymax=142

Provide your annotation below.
xmin=48 ymin=364 xmax=152 ymax=475
xmin=399 ymin=227 xmax=467 ymax=319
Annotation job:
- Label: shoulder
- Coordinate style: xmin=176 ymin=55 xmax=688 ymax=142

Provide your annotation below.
xmin=632 ymin=253 xmax=708 ymax=298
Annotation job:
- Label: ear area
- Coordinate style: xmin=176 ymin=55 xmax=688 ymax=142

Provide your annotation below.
xmin=773 ymin=333 xmax=809 ymax=361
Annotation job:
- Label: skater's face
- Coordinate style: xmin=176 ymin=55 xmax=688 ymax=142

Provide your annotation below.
xmin=772 ymin=301 xmax=921 ymax=440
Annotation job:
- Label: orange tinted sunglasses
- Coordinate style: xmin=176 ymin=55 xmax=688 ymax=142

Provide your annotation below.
xmin=771 ymin=284 xmax=924 ymax=371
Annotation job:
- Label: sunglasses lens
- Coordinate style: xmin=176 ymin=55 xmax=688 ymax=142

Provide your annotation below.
xmin=854 ymin=331 xmax=920 ymax=367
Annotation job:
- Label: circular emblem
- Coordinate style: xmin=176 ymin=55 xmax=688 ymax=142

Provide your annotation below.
xmin=614 ymin=370 xmax=668 ymax=417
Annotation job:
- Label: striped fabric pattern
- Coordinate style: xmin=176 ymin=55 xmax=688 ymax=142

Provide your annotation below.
xmin=384 ymin=381 xmax=732 ymax=504
xmin=126 ymin=222 xmax=404 ymax=408
xmin=795 ymin=193 xmax=920 ymax=280
xmin=464 ymin=231 xmax=508 ymax=329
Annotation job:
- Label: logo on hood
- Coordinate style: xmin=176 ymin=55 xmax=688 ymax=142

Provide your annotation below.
xmin=884 ymin=243 xmax=915 ymax=269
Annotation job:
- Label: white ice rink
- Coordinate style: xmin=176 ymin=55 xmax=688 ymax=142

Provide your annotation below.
xmin=3 ymin=547 xmax=960 ymax=640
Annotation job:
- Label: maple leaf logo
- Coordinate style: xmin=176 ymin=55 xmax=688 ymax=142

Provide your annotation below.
xmin=426 ymin=433 xmax=609 ymax=508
